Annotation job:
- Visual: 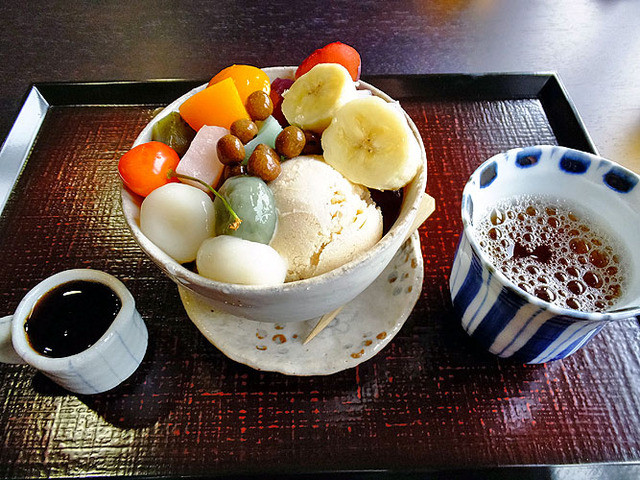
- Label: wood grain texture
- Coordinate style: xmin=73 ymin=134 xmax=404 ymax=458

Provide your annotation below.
xmin=0 ymin=90 xmax=638 ymax=478
xmin=0 ymin=1 xmax=639 ymax=171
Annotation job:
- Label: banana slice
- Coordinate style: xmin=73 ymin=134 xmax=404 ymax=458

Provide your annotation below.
xmin=281 ymin=63 xmax=357 ymax=133
xmin=321 ymin=96 xmax=421 ymax=190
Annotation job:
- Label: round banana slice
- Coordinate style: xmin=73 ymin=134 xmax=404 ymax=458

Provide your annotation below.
xmin=281 ymin=63 xmax=357 ymax=133
xmin=322 ymin=96 xmax=421 ymax=190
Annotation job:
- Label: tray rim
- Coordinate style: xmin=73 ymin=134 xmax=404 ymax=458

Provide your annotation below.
xmin=0 ymin=72 xmax=598 ymax=217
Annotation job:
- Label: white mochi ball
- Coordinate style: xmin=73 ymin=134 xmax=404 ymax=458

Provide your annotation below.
xmin=140 ymin=182 xmax=215 ymax=263
xmin=196 ymin=235 xmax=287 ymax=285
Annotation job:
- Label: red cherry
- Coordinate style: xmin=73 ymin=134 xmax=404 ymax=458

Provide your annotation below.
xmin=118 ymin=142 xmax=180 ymax=197
xmin=295 ymin=42 xmax=361 ymax=82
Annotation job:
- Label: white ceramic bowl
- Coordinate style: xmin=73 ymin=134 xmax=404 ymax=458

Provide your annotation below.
xmin=121 ymin=66 xmax=427 ymax=323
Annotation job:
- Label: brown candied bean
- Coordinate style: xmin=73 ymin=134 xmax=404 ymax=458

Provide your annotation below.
xmin=222 ymin=164 xmax=247 ymax=183
xmin=302 ymin=130 xmax=322 ymax=154
xmin=247 ymin=144 xmax=281 ymax=182
xmin=246 ymin=91 xmax=273 ymax=121
xmin=230 ymin=118 xmax=258 ymax=144
xmin=217 ymin=134 xmax=245 ymax=165
xmin=275 ymin=126 xmax=306 ymax=159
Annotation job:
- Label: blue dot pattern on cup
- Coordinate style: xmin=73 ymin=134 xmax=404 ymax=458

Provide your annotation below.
xmin=559 ymin=151 xmax=591 ymax=174
xmin=603 ymin=166 xmax=638 ymax=193
xmin=515 ymin=147 xmax=542 ymax=168
xmin=479 ymin=161 xmax=498 ymax=187
xmin=450 ymin=145 xmax=639 ymax=363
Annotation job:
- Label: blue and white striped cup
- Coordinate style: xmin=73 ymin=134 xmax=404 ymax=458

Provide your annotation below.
xmin=450 ymin=146 xmax=640 ymax=363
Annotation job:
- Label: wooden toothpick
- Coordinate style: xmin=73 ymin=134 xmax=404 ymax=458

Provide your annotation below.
xmin=303 ymin=306 xmax=345 ymax=345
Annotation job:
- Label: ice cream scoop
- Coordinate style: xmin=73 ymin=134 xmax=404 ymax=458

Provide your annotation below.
xmin=269 ymin=156 xmax=383 ymax=281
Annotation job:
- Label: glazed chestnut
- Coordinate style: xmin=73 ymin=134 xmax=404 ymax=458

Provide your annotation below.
xmin=246 ymin=91 xmax=274 ymax=121
xmin=230 ymin=118 xmax=258 ymax=144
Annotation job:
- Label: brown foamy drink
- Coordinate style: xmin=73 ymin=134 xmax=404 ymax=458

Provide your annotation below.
xmin=475 ymin=194 xmax=629 ymax=312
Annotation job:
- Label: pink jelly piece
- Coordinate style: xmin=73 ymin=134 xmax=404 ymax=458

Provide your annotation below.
xmin=176 ymin=125 xmax=228 ymax=190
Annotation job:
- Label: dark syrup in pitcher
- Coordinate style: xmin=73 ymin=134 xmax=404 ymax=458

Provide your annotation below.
xmin=24 ymin=280 xmax=122 ymax=358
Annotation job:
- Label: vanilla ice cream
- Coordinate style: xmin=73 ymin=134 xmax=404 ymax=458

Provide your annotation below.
xmin=269 ymin=156 xmax=383 ymax=281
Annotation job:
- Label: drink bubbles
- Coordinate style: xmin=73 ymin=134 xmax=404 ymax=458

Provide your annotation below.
xmin=475 ymin=194 xmax=628 ymax=313
xmin=451 ymin=145 xmax=640 ymax=363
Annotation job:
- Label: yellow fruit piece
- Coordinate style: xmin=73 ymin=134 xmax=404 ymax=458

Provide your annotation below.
xmin=179 ymin=77 xmax=250 ymax=131
xmin=208 ymin=64 xmax=271 ymax=105
xmin=281 ymin=63 xmax=356 ymax=134
xmin=322 ymin=96 xmax=421 ymax=190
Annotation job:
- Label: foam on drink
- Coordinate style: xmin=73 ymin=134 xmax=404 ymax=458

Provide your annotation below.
xmin=475 ymin=194 xmax=629 ymax=312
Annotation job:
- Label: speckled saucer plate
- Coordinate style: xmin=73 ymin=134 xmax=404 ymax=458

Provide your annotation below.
xmin=178 ymin=232 xmax=423 ymax=375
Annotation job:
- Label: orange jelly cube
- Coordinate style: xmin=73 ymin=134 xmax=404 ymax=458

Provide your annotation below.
xmin=179 ymin=77 xmax=250 ymax=131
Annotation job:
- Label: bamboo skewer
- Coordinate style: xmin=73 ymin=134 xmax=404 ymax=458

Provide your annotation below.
xmin=302 ymin=194 xmax=436 ymax=345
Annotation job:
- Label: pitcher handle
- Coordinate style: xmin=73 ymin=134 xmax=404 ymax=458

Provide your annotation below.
xmin=0 ymin=315 xmax=26 ymax=364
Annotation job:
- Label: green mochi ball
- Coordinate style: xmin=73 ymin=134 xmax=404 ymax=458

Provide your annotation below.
xmin=214 ymin=176 xmax=277 ymax=244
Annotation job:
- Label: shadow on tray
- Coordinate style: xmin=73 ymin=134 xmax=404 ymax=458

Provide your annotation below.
xmin=30 ymin=333 xmax=176 ymax=429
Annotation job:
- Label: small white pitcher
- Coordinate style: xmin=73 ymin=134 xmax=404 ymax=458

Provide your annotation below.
xmin=0 ymin=269 xmax=148 ymax=394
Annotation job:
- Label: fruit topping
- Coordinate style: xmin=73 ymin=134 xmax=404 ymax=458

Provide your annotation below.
xmin=230 ymin=118 xmax=258 ymax=144
xmin=213 ymin=175 xmax=277 ymax=244
xmin=179 ymin=77 xmax=250 ymax=131
xmin=208 ymin=64 xmax=271 ymax=105
xmin=247 ymin=144 xmax=281 ymax=182
xmin=321 ymin=96 xmax=421 ymax=190
xmin=295 ymin=42 xmax=361 ymax=82
xmin=270 ymin=77 xmax=295 ymax=127
xmin=151 ymin=112 xmax=196 ymax=157
xmin=281 ymin=63 xmax=357 ymax=134
xmin=246 ymin=90 xmax=274 ymax=121
xmin=140 ymin=182 xmax=215 ymax=263
xmin=118 ymin=141 xmax=180 ymax=197
xmin=196 ymin=235 xmax=286 ymax=285
xmin=302 ymin=130 xmax=322 ymax=155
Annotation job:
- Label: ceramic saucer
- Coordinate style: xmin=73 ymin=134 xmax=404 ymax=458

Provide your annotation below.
xmin=178 ymin=232 xmax=423 ymax=375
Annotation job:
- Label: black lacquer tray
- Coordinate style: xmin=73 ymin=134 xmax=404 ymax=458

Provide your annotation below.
xmin=1 ymin=74 xmax=639 ymax=480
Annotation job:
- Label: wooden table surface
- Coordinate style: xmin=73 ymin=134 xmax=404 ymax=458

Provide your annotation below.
xmin=0 ymin=0 xmax=639 ymax=173
xmin=1 ymin=2 xmax=640 ymax=479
